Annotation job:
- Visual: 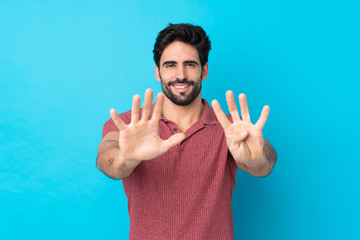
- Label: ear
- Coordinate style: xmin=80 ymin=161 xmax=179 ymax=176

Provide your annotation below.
xmin=201 ymin=63 xmax=208 ymax=81
xmin=155 ymin=64 xmax=161 ymax=82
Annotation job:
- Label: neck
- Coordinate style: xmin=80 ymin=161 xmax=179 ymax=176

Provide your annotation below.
xmin=162 ymin=93 xmax=204 ymax=133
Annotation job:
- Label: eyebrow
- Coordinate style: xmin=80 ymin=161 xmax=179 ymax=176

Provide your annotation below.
xmin=184 ymin=60 xmax=199 ymax=65
xmin=162 ymin=61 xmax=177 ymax=66
xmin=162 ymin=60 xmax=199 ymax=66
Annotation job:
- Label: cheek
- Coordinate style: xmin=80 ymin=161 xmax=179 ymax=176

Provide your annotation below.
xmin=159 ymin=70 xmax=173 ymax=80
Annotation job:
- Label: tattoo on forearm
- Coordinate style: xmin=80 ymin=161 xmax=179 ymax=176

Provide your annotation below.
xmin=96 ymin=139 xmax=120 ymax=174
xmin=264 ymin=139 xmax=277 ymax=167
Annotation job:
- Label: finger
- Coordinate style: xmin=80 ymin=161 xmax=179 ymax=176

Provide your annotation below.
xmin=239 ymin=93 xmax=251 ymax=122
xmin=161 ymin=133 xmax=186 ymax=152
xmin=211 ymin=99 xmax=231 ymax=129
xmin=255 ymin=105 xmax=270 ymax=130
xmin=131 ymin=94 xmax=141 ymax=124
xmin=226 ymin=90 xmax=241 ymax=122
xmin=150 ymin=92 xmax=164 ymax=124
xmin=110 ymin=108 xmax=127 ymax=131
xmin=141 ymin=88 xmax=153 ymax=121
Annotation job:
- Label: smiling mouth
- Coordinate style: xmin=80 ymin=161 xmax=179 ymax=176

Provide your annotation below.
xmin=171 ymin=84 xmax=191 ymax=93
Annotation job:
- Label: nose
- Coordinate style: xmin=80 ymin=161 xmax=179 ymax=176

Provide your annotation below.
xmin=175 ymin=65 xmax=187 ymax=80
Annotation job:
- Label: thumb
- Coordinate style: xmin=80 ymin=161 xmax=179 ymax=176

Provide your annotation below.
xmin=161 ymin=133 xmax=186 ymax=152
xmin=233 ymin=130 xmax=248 ymax=142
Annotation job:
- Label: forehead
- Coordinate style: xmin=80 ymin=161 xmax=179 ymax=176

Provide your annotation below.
xmin=160 ymin=41 xmax=200 ymax=63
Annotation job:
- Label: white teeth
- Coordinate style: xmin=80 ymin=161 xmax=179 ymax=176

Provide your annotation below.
xmin=174 ymin=85 xmax=188 ymax=89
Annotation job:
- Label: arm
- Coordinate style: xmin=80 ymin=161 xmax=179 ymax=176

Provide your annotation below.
xmin=96 ymin=131 xmax=142 ymax=179
xmin=235 ymin=139 xmax=277 ymax=177
xmin=96 ymin=89 xmax=185 ymax=180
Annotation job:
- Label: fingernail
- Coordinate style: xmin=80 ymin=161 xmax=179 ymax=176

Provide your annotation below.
xmin=241 ymin=131 xmax=247 ymax=136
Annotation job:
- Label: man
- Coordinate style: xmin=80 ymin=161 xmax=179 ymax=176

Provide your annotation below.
xmin=97 ymin=23 xmax=277 ymax=239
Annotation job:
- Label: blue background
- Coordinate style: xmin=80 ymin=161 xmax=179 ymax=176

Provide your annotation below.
xmin=1 ymin=0 xmax=359 ymax=239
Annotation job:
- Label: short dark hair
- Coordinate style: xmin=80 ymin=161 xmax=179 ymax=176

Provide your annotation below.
xmin=153 ymin=23 xmax=211 ymax=68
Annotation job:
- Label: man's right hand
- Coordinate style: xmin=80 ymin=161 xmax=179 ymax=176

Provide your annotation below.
xmin=111 ymin=88 xmax=186 ymax=162
xmin=97 ymin=89 xmax=185 ymax=179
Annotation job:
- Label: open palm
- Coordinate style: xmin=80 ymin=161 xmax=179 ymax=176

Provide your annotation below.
xmin=212 ymin=91 xmax=270 ymax=164
xmin=110 ymin=89 xmax=185 ymax=162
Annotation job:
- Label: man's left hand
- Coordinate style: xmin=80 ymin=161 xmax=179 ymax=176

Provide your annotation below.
xmin=212 ymin=91 xmax=270 ymax=167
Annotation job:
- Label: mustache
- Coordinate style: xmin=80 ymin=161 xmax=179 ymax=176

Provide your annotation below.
xmin=167 ymin=79 xmax=195 ymax=87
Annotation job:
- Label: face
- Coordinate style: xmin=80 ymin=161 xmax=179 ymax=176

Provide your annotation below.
xmin=155 ymin=41 xmax=208 ymax=106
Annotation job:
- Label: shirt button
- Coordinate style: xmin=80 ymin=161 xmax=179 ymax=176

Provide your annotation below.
xmin=173 ymin=128 xmax=177 ymax=131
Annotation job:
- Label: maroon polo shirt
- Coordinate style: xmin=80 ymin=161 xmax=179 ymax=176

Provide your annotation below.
xmin=102 ymin=99 xmax=238 ymax=240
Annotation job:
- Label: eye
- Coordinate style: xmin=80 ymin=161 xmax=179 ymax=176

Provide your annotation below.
xmin=186 ymin=63 xmax=196 ymax=67
xmin=166 ymin=64 xmax=175 ymax=68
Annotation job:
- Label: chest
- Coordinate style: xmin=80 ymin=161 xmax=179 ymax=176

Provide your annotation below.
xmin=135 ymin=126 xmax=230 ymax=184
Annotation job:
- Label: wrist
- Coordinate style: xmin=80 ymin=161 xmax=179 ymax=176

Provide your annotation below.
xmin=118 ymin=153 xmax=142 ymax=169
xmin=245 ymin=155 xmax=271 ymax=177
xmin=238 ymin=154 xmax=266 ymax=173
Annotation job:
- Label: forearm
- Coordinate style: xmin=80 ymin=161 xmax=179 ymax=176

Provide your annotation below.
xmin=238 ymin=139 xmax=277 ymax=177
xmin=96 ymin=139 xmax=142 ymax=179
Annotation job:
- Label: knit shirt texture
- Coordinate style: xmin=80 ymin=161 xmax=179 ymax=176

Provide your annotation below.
xmin=102 ymin=99 xmax=238 ymax=240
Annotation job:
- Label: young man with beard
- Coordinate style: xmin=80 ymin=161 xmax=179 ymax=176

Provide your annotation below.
xmin=97 ymin=23 xmax=277 ymax=239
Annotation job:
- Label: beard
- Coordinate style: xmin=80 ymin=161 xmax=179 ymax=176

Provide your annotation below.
xmin=160 ymin=73 xmax=202 ymax=106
